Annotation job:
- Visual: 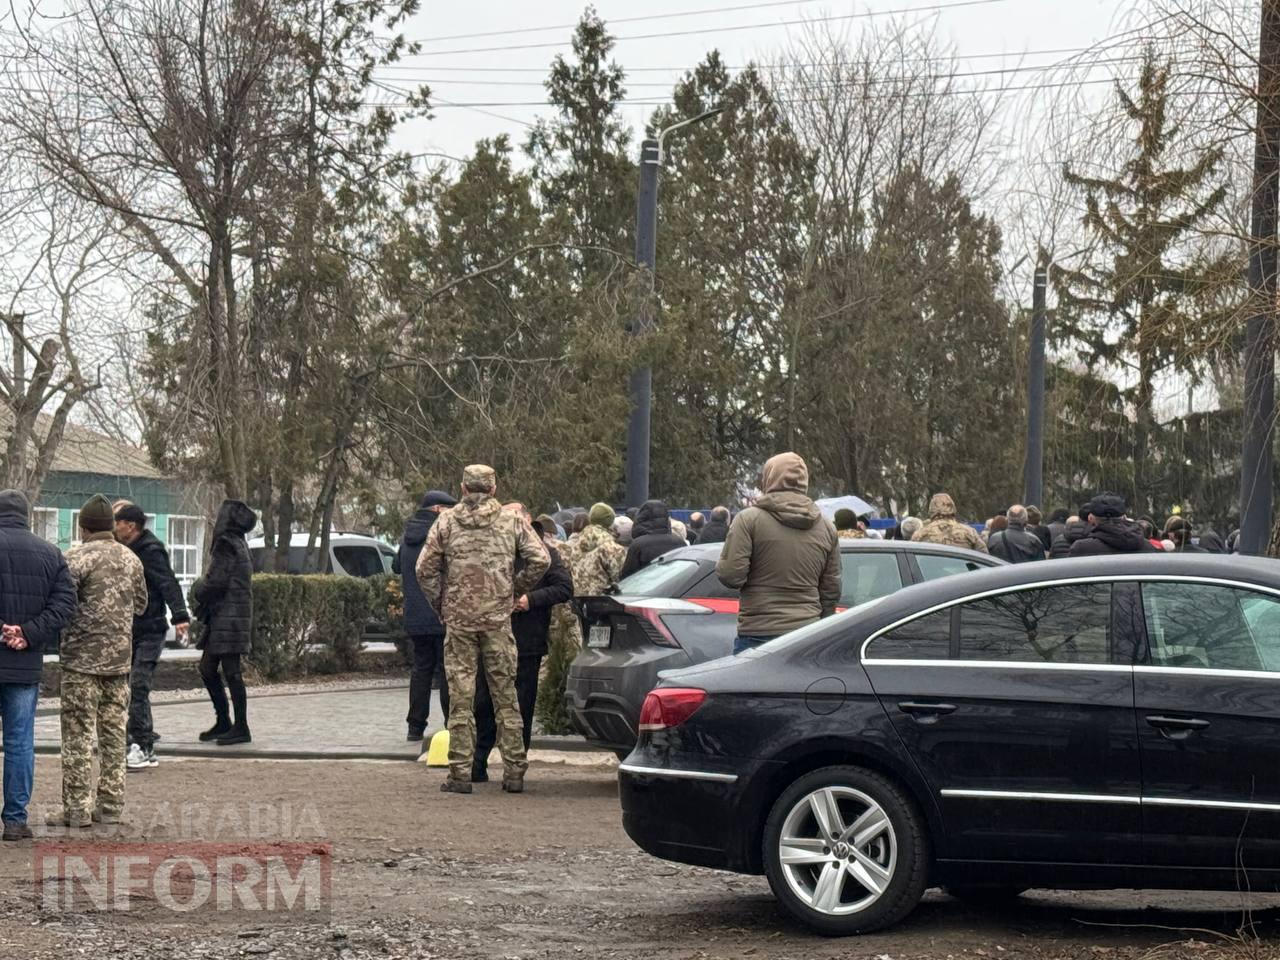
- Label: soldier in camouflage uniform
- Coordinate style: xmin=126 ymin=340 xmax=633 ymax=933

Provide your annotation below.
xmin=570 ymin=503 xmax=628 ymax=597
xmin=59 ymin=495 xmax=149 ymax=827
xmin=417 ymin=465 xmax=549 ymax=795
xmin=911 ymin=493 xmax=988 ymax=553
xmin=534 ymin=514 xmax=582 ymax=658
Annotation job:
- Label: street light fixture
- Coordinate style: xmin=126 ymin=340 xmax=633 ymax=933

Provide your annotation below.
xmin=624 ymin=106 xmax=726 ymax=509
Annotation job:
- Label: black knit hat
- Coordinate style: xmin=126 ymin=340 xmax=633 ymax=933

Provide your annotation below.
xmin=79 ymin=494 xmax=115 ymax=532
xmin=115 ymin=504 xmax=147 ymax=527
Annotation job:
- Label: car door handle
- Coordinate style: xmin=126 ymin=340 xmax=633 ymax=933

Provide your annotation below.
xmin=1146 ymin=715 xmax=1210 ymax=740
xmin=897 ymin=701 xmax=957 ymax=723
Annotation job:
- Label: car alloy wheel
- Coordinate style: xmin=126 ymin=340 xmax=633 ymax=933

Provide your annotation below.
xmin=777 ymin=786 xmax=897 ymax=916
xmin=763 ymin=765 xmax=928 ymax=936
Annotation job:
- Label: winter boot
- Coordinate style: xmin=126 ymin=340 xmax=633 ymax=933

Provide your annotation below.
xmin=440 ymin=778 xmax=473 ymax=795
xmin=215 ymin=722 xmax=251 ymax=746
xmin=501 ymin=774 xmax=525 ymax=794
xmin=199 ymin=719 xmax=232 ymax=742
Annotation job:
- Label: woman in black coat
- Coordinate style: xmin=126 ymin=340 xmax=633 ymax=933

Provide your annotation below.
xmin=193 ymin=500 xmax=257 ymax=745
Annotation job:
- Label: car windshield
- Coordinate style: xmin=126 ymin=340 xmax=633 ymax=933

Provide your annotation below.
xmin=742 ymin=597 xmax=889 ymax=656
xmin=614 ymin=558 xmax=701 ymax=597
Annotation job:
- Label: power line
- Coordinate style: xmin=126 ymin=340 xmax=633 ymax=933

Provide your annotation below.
xmin=414 ymin=0 xmax=831 ymax=44
xmin=402 ymin=0 xmax=1010 ymax=59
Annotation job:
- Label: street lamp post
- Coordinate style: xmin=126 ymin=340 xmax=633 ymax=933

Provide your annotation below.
xmin=624 ymin=107 xmax=724 ymax=509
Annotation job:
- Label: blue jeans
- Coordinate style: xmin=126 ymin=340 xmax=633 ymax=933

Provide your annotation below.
xmin=734 ymin=635 xmax=777 ymax=655
xmin=0 ymin=682 xmax=39 ymax=825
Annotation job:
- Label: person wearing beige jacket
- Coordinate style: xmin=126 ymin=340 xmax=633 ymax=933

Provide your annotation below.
xmin=715 ymin=453 xmax=841 ymax=655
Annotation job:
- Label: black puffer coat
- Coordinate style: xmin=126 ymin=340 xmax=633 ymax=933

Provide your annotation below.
xmin=0 ymin=490 xmax=77 ymax=683
xmin=1049 ymin=519 xmax=1089 ymax=559
xmin=1068 ymin=519 xmax=1160 ymax=557
xmin=392 ymin=491 xmax=456 ymax=636
xmin=696 ymin=518 xmax=730 ymax=545
xmin=620 ymin=500 xmax=686 ymax=579
xmin=194 ymin=500 xmax=257 ymax=655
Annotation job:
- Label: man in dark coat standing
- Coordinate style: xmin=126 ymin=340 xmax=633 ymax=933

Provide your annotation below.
xmin=0 ymin=490 xmax=77 ymax=840
xmin=114 ymin=504 xmax=190 ymax=770
xmin=1069 ymin=493 xmax=1159 ymax=557
xmin=393 ymin=490 xmax=457 ymax=740
xmin=193 ymin=500 xmax=257 ymax=745
xmin=472 ymin=505 xmax=573 ymax=782
xmin=988 ymin=505 xmax=1046 ymax=564
xmin=620 ymin=500 xmax=686 ymax=579
xmin=696 ymin=506 xmax=731 ymax=545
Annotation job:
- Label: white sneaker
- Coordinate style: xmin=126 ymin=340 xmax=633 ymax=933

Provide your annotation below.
xmin=126 ymin=744 xmax=150 ymax=771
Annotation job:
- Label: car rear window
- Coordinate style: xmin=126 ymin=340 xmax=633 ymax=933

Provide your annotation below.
xmin=333 ymin=545 xmax=385 ymax=578
xmin=615 ymin=559 xmax=702 ymax=597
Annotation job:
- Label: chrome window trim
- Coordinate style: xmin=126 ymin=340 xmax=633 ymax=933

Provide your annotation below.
xmin=940 ymin=789 xmax=1280 ymax=813
xmin=1134 ymin=665 xmax=1279 ymax=682
xmin=860 ymin=574 xmax=1280 ymax=664
xmin=1144 ymin=796 xmax=1280 ymax=813
xmin=940 ymin=789 xmax=1140 ymax=805
xmin=618 ymin=763 xmax=739 ymax=784
xmin=866 ymin=659 xmax=1132 ymax=673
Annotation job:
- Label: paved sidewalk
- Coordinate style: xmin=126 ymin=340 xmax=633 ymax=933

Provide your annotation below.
xmin=32 ymin=684 xmax=607 ymax=762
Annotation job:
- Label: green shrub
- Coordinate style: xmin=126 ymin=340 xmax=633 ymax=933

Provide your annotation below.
xmin=535 ymin=608 xmax=580 ymax=735
xmin=248 ymin=575 xmax=374 ymax=680
xmin=366 ymin=572 xmax=410 ymax=663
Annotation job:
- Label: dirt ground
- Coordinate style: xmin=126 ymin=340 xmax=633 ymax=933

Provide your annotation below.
xmin=0 ymin=757 xmax=1278 ymax=960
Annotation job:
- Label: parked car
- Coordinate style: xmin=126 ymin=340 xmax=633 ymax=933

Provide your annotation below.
xmin=248 ymin=532 xmax=395 ymax=578
xmin=568 ymin=540 xmax=1002 ymax=755
xmin=619 ymin=554 xmax=1280 ymax=935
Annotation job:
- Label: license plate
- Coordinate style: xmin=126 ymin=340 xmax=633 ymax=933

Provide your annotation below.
xmin=588 ymin=625 xmax=611 ymax=649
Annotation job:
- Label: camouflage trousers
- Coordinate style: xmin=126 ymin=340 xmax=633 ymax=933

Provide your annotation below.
xmin=60 ymin=670 xmax=129 ymax=819
xmin=443 ymin=627 xmax=527 ymax=782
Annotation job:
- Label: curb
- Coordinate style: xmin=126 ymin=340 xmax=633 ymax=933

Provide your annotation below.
xmin=29 ymin=734 xmax=610 ymax=763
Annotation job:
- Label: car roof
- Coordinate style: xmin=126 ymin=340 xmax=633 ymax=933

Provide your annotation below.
xmin=661 ymin=539 xmax=1001 ymax=564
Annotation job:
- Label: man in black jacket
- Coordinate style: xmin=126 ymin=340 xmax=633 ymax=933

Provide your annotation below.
xmin=988 ymin=505 xmax=1046 ymax=563
xmin=1069 ymin=493 xmax=1159 ymax=557
xmin=114 ymin=505 xmax=190 ymax=770
xmin=620 ymin=500 xmax=686 ymax=578
xmin=392 ymin=490 xmax=457 ymax=740
xmin=696 ymin=506 xmax=731 ymax=545
xmin=472 ymin=505 xmax=573 ymax=782
xmin=0 ymin=490 xmax=77 ymax=840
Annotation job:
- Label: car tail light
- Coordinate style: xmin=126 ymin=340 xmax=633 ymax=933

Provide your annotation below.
xmin=638 ymin=688 xmax=707 ymax=732
xmin=624 ymin=605 xmax=682 ymax=648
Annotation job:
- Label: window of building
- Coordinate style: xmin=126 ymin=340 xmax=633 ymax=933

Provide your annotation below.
xmin=69 ymin=510 xmax=81 ymax=546
xmin=31 ymin=508 xmax=58 ymax=545
xmin=958 ymin=583 xmax=1112 ymax=664
xmin=168 ymin=516 xmax=205 ymax=580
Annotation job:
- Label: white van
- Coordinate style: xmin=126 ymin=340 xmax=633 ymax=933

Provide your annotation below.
xmin=247 ymin=532 xmax=395 ymax=578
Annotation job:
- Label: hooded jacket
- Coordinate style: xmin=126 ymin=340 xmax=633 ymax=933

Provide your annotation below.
xmin=912 ymin=494 xmax=987 ymax=553
xmin=193 ymin=500 xmax=257 ymax=655
xmin=416 ymin=493 xmax=549 ymax=633
xmin=1068 ymin=518 xmax=1160 ymax=557
xmin=0 ymin=490 xmax=77 ymax=684
xmin=620 ymin=500 xmax=687 ymax=580
xmin=1049 ymin=519 xmax=1089 ymax=559
xmin=570 ymin=523 xmax=628 ymax=597
xmin=716 ymin=452 xmax=842 ymax=638
xmin=392 ymin=491 xmax=457 ymax=636
xmin=129 ymin=529 xmax=191 ymax=638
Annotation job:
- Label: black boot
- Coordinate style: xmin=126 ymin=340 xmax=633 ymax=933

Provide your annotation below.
xmin=216 ymin=683 xmax=251 ymax=745
xmin=200 ymin=676 xmax=231 ymax=742
xmin=199 ymin=719 xmax=232 ymax=742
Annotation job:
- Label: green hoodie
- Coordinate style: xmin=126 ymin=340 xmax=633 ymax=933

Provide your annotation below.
xmin=716 ymin=453 xmax=842 ymax=638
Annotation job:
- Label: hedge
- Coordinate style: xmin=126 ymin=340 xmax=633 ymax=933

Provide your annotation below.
xmin=249 ymin=575 xmax=374 ymax=679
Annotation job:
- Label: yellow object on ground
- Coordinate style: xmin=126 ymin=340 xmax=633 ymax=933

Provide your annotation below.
xmin=421 ymin=729 xmax=450 ymax=766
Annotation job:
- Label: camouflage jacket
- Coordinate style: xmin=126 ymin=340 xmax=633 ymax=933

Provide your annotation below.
xmin=416 ymin=494 xmax=550 ymax=633
xmin=837 ymin=528 xmax=867 ymax=539
xmin=570 ymin=524 xmax=627 ymax=597
xmin=912 ymin=518 xmax=988 ymax=553
xmin=61 ymin=533 xmax=149 ymax=675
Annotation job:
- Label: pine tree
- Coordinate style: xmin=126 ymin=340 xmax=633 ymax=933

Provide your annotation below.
xmin=1052 ymin=52 xmax=1240 ymax=514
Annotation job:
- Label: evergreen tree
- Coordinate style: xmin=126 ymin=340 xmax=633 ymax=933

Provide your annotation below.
xmin=1052 ymin=52 xmax=1240 ymax=514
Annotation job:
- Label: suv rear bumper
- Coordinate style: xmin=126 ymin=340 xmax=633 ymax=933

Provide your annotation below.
xmin=567 ymin=649 xmax=691 ymax=750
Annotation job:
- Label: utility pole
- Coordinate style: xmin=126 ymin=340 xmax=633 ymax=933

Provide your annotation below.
xmin=624 ymin=107 xmax=724 ymax=508
xmin=1023 ymin=263 xmax=1047 ymax=507
xmin=1240 ymin=0 xmax=1280 ymax=556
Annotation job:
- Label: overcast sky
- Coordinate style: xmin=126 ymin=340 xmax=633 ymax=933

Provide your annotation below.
xmin=385 ymin=0 xmax=1129 ymax=161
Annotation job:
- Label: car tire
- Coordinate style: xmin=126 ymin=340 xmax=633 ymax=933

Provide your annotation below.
xmin=945 ymin=884 xmax=1026 ymax=903
xmin=762 ymin=765 xmax=928 ymax=936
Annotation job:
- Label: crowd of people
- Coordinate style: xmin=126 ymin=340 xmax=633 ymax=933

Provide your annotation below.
xmin=0 ymin=452 xmax=1255 ymax=829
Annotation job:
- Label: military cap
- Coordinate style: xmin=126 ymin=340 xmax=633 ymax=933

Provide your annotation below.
xmin=462 ymin=464 xmax=497 ymax=489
